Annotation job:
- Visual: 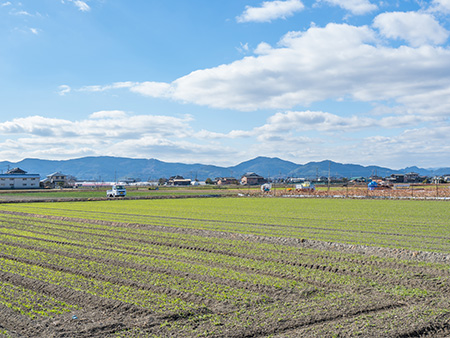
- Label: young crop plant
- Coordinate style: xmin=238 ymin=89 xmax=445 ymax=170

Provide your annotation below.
xmin=2 ymin=197 xmax=450 ymax=252
xmin=0 ymin=257 xmax=204 ymax=316
xmin=0 ymin=198 xmax=449 ymax=337
xmin=0 ymin=281 xmax=80 ymax=319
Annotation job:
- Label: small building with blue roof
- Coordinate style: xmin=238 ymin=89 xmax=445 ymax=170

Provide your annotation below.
xmin=0 ymin=167 xmax=40 ymax=189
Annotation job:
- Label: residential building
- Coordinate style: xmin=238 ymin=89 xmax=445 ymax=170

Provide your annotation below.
xmin=167 ymin=176 xmax=191 ymax=186
xmin=241 ymin=172 xmax=267 ymax=185
xmin=41 ymin=172 xmax=71 ymax=188
xmin=216 ymin=177 xmax=239 ymax=185
xmin=405 ymin=172 xmax=421 ymax=182
xmin=0 ymin=168 xmax=40 ymax=189
xmin=386 ymin=172 xmax=424 ymax=184
xmin=386 ymin=174 xmax=405 ymax=183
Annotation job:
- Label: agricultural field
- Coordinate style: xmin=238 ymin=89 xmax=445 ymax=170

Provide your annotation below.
xmin=0 ymin=197 xmax=449 ymax=337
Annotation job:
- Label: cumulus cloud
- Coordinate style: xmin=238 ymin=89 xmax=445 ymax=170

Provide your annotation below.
xmin=0 ymin=113 xmax=238 ymax=164
xmin=194 ymin=110 xmax=438 ymax=143
xmin=320 ymin=0 xmax=377 ymax=15
xmin=0 ymin=116 xmax=70 ymax=136
xmin=396 ymin=87 xmax=450 ymax=116
xmin=161 ymin=24 xmax=450 ymax=113
xmin=430 ymin=0 xmax=450 ymax=13
xmin=237 ymin=0 xmax=304 ymax=23
xmin=373 ymin=12 xmax=449 ymax=47
xmin=0 ymin=108 xmax=447 ymax=167
xmin=0 ymin=113 xmax=193 ymax=140
xmin=78 ymin=22 xmax=450 ymax=117
xmin=190 ymin=110 xmax=446 ymax=166
xmin=252 ymin=110 xmax=439 ymax=135
xmin=361 ymin=125 xmax=450 ymax=168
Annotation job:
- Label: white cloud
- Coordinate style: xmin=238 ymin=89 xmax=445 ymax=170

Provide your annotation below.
xmin=237 ymin=0 xmax=304 ymax=23
xmin=361 ymin=125 xmax=450 ymax=168
xmin=79 ymin=82 xmax=135 ymax=92
xmin=194 ymin=25 xmax=450 ymax=112
xmin=397 ymin=87 xmax=450 ymax=116
xmin=30 ymin=28 xmax=39 ymax=35
xmin=13 ymin=10 xmax=32 ymax=16
xmin=236 ymin=42 xmax=250 ymax=54
xmin=89 ymin=110 xmax=128 ymax=119
xmin=373 ymin=12 xmax=449 ymax=47
xmin=79 ymin=85 xmax=107 ymax=92
xmin=71 ymin=0 xmax=90 ymax=12
xmin=79 ymin=22 xmax=450 ymax=117
xmin=1 ymin=2 xmax=11 ymax=7
xmin=80 ymin=81 xmax=172 ymax=98
xmin=0 ymin=108 xmax=448 ymax=167
xmin=0 ymin=113 xmax=236 ymax=164
xmin=252 ymin=110 xmax=438 ymax=136
xmin=58 ymin=85 xmax=71 ymax=96
xmin=254 ymin=42 xmax=272 ymax=55
xmin=129 ymin=82 xmax=172 ymax=98
xmin=194 ymin=110 xmax=439 ymax=144
xmin=0 ymin=114 xmax=193 ymax=139
xmin=320 ymin=0 xmax=377 ymax=15
xmin=430 ymin=0 xmax=450 ymax=13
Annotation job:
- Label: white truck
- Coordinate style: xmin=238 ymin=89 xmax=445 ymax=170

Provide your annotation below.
xmin=107 ymin=185 xmax=127 ymax=197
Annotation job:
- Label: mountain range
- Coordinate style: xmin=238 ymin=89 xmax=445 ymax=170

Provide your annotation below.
xmin=1 ymin=156 xmax=449 ymax=182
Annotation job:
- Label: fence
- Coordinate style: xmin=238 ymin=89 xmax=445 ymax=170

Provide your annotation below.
xmin=257 ymin=184 xmax=450 ymax=200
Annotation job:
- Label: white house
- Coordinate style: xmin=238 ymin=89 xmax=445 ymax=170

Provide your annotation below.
xmin=0 ymin=168 xmax=40 ymax=189
xmin=41 ymin=172 xmax=70 ymax=188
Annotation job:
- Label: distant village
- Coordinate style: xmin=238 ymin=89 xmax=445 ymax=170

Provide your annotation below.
xmin=1 ymin=167 xmax=450 ymax=190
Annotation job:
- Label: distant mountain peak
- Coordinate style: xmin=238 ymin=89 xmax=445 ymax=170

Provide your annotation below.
xmin=1 ymin=156 xmax=448 ymax=181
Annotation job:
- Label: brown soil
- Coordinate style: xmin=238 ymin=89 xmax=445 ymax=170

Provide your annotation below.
xmin=0 ymin=210 xmax=449 ymax=337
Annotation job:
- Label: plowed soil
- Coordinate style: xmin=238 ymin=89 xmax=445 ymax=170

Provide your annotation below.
xmin=0 ymin=206 xmax=449 ymax=338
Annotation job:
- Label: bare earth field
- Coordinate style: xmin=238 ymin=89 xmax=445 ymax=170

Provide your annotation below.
xmin=0 ymin=197 xmax=449 ymax=337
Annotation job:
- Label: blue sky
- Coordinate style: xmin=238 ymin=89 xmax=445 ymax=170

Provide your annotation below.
xmin=1 ymin=0 xmax=450 ymax=169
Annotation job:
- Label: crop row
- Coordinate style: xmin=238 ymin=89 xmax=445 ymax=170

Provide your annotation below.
xmin=0 ymin=228 xmax=324 ymax=297
xmin=0 ymin=199 xmax=449 ymax=337
xmin=0 ymin=280 xmax=80 ymax=319
xmin=0 ymin=242 xmax=271 ymax=307
xmin=1 ymin=198 xmax=449 ymax=253
xmin=1 ymin=211 xmax=448 ymax=277
xmin=2 ymin=212 xmax=448 ymax=284
xmin=0 ymin=245 xmax=406 ymax=337
xmin=1 ymin=213 xmax=447 ymax=297
xmin=0 ymin=256 xmax=205 ymax=316
xmin=4 ymin=197 xmax=449 ymax=230
xmin=0 ymin=215 xmax=438 ymax=302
